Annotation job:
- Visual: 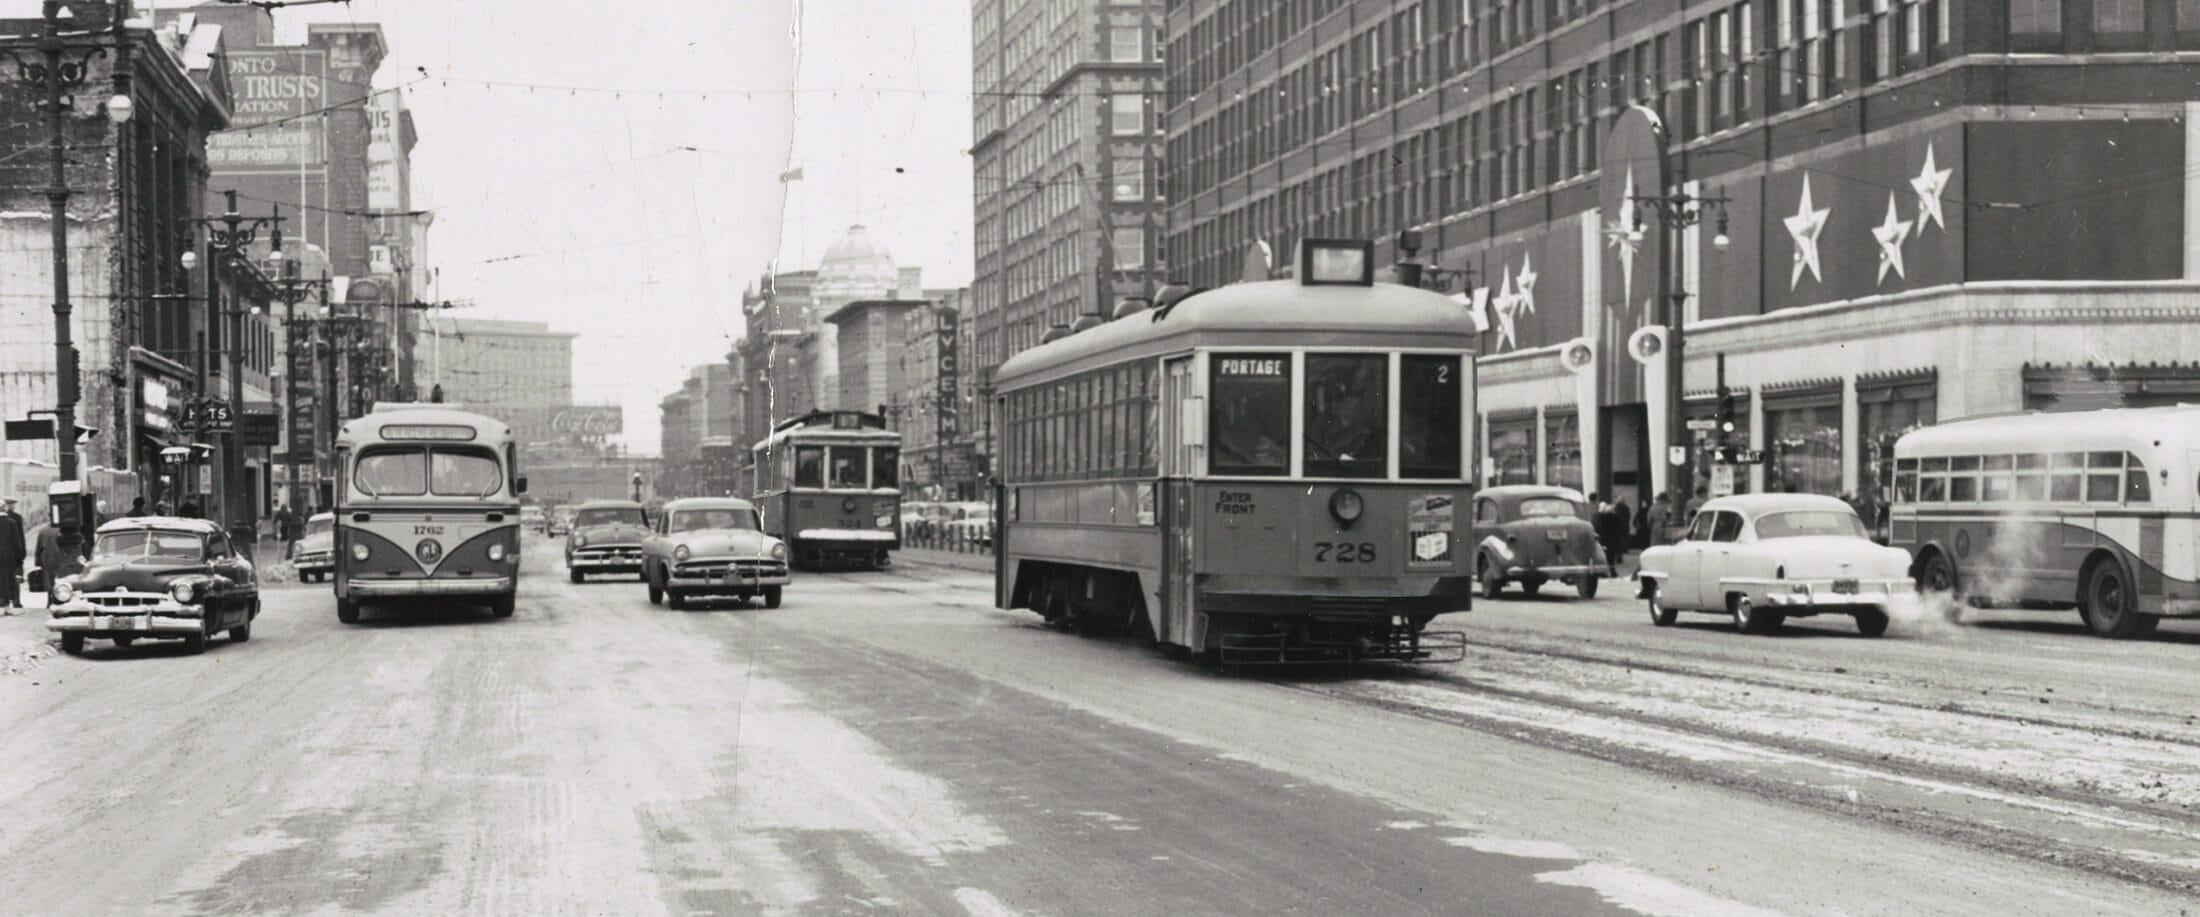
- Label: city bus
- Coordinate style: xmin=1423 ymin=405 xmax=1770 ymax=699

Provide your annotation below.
xmin=331 ymin=404 xmax=525 ymax=622
xmin=992 ymin=238 xmax=1475 ymax=664
xmin=1889 ymin=406 xmax=2200 ymax=638
xmin=749 ymin=410 xmax=901 ymax=569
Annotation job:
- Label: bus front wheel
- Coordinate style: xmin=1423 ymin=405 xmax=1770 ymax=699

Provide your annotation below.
xmin=337 ymin=597 xmax=361 ymax=625
xmin=490 ymin=594 xmax=516 ymax=618
xmin=2081 ymin=558 xmax=2159 ymax=639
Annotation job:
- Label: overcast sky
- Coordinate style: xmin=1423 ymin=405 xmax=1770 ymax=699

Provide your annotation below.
xmin=252 ymin=0 xmax=975 ymax=455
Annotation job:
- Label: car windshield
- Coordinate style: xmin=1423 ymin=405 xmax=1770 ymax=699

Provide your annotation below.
xmin=669 ymin=509 xmax=756 ymax=533
xmin=94 ymin=530 xmax=204 ymax=562
xmin=304 ymin=518 xmax=333 ymax=538
xmin=575 ymin=507 xmax=645 ymax=528
xmin=1753 ymin=510 xmax=1868 ymax=539
xmin=1518 ymin=497 xmax=1584 ymax=518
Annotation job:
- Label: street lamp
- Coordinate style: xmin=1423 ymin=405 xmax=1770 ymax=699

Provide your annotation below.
xmin=1629 ymin=188 xmax=1732 ymax=514
xmin=270 ymin=258 xmax=332 ymax=511
xmin=185 ymin=191 xmax=284 ymax=534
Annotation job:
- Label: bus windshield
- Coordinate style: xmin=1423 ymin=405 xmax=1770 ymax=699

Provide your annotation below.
xmin=355 ymin=446 xmax=505 ymax=497
xmin=1754 ymin=511 xmax=1868 ymax=540
xmin=94 ymin=530 xmax=204 ymax=562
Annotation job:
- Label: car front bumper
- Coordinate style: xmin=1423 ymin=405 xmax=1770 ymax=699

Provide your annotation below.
xmin=48 ymin=594 xmax=207 ymax=635
xmin=669 ymin=559 xmax=790 ymax=593
xmin=294 ymin=552 xmax=333 ymax=573
xmin=1503 ymin=562 xmax=1603 ymax=578
xmin=568 ymin=551 xmax=642 ymax=571
xmin=346 ymin=576 xmax=514 ymax=597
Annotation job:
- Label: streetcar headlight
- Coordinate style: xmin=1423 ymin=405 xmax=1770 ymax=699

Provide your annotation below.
xmin=842 ymin=497 xmax=859 ymax=514
xmin=50 ymin=579 xmax=75 ymax=603
xmin=351 ymin=543 xmax=370 ymax=562
xmin=1328 ymin=488 xmax=1365 ymax=527
xmin=488 ymin=543 xmax=507 ymax=562
xmin=770 ymin=542 xmax=787 ymax=560
xmin=674 ymin=544 xmax=691 ymax=562
xmin=169 ymin=580 xmax=197 ymax=603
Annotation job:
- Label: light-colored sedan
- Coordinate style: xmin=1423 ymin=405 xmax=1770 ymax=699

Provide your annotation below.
xmin=292 ymin=512 xmax=335 ymax=583
xmin=1634 ymin=494 xmax=1913 ymax=636
xmin=641 ymin=497 xmax=791 ymax=610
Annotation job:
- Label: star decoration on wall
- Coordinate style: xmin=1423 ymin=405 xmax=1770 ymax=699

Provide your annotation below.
xmin=1513 ymin=253 xmax=1538 ymax=317
xmin=1602 ymin=169 xmax=1640 ymax=304
xmin=1872 ymin=193 xmax=1913 ymax=285
xmin=1909 ymin=143 xmax=1953 ymax=237
xmin=1785 ymin=175 xmax=1831 ymax=290
xmin=1491 ymin=263 xmax=1520 ymax=350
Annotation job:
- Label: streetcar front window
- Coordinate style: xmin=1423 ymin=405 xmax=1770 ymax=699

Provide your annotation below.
xmin=873 ymin=447 xmax=901 ymax=490
xmin=1210 ymin=353 xmax=1291 ymax=476
xmin=1303 ymin=353 xmax=1387 ymax=479
xmin=1400 ymin=355 xmax=1463 ymax=479
xmin=829 ymin=447 xmax=868 ymax=489
xmin=795 ymin=447 xmax=825 ymax=488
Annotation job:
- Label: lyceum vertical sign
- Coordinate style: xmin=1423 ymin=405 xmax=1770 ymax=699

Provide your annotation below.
xmin=936 ymin=308 xmax=960 ymax=488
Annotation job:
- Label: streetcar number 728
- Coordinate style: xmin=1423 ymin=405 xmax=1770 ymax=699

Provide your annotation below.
xmin=1313 ymin=542 xmax=1376 ymax=563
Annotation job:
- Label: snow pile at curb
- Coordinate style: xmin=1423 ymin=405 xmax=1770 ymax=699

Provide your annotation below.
xmin=0 ymin=632 xmax=57 ymax=677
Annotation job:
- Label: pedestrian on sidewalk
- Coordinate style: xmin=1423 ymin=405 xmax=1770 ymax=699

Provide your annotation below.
xmin=0 ymin=497 xmax=25 ymax=612
xmin=34 ymin=514 xmax=85 ymax=601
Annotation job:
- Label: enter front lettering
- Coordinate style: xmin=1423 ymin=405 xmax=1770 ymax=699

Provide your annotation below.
xmin=1215 ymin=491 xmax=1256 ymax=515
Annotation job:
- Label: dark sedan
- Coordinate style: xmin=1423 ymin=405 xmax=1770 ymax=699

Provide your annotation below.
xmin=1472 ymin=485 xmax=1604 ymax=599
xmin=46 ymin=517 xmax=260 ymax=655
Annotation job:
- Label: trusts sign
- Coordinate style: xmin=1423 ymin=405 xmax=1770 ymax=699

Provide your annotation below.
xmin=207 ymin=50 xmax=328 ymax=174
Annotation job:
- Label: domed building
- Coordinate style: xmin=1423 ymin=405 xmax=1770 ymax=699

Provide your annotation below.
xmin=803 ymin=225 xmax=921 ymax=414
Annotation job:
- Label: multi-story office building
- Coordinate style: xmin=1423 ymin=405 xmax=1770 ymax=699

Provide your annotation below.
xmin=971 ymin=0 xmax=1168 ymax=394
xmin=659 ymin=363 xmax=742 ymax=498
xmin=1165 ymin=2 xmax=2200 ymax=509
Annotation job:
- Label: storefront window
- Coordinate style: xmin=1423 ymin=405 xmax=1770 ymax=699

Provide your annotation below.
xmin=1764 ymin=397 xmax=1842 ymax=496
xmin=1687 ymin=400 xmax=1752 ymax=496
xmin=1210 ymin=353 xmax=1291 ymax=476
xmin=1544 ymin=412 xmax=1582 ymax=491
xmin=1489 ymin=416 xmax=1536 ymax=485
xmin=1858 ymin=379 xmax=1935 ymax=530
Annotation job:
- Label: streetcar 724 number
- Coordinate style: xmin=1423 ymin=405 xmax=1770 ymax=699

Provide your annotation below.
xmin=1313 ymin=542 xmax=1376 ymax=563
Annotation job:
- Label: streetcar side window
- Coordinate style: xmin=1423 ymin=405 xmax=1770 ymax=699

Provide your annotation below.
xmin=874 ymin=447 xmax=900 ymax=490
xmin=1209 ymin=353 xmax=1291 ymax=476
xmin=1400 ymin=355 xmax=1463 ymax=479
xmin=1304 ymin=353 xmax=1388 ymax=479
xmin=795 ymin=446 xmax=825 ymax=488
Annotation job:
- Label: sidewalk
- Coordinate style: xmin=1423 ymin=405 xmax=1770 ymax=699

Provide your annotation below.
xmin=893 ymin=547 xmax=994 ymax=574
xmin=1 ymin=592 xmax=56 ymax=676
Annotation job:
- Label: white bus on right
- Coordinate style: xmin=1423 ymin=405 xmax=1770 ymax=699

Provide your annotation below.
xmin=1890 ymin=406 xmax=2200 ymax=638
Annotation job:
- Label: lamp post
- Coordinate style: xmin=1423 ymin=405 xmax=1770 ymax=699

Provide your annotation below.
xmin=184 ymin=191 xmax=284 ymax=532
xmin=1627 ymin=189 xmax=1731 ymax=513
xmin=3 ymin=1 xmax=137 ymax=487
xmin=270 ymin=259 xmax=331 ymax=511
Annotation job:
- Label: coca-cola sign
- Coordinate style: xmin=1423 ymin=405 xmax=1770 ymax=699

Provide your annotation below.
xmin=549 ymin=406 xmax=623 ymax=437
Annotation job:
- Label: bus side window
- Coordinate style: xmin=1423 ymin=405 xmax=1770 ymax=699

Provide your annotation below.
xmin=2049 ymin=452 xmax=2085 ymax=501
xmin=2085 ymin=452 xmax=2124 ymax=503
xmin=2125 ymin=455 xmax=2150 ymax=503
xmin=1893 ymin=457 xmax=1919 ymax=503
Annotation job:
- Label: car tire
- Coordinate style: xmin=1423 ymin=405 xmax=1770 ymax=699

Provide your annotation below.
xmin=763 ymin=586 xmax=783 ymax=609
xmin=1731 ymin=595 xmax=1780 ymax=635
xmin=1479 ymin=556 xmax=1504 ymax=599
xmin=1854 ymin=607 xmax=1891 ymax=637
xmin=1577 ymin=575 xmax=1599 ymax=599
xmin=647 ymin=566 xmax=664 ymax=606
xmin=60 ymin=632 xmax=83 ymax=655
xmin=569 ymin=568 xmax=584 ymax=584
xmin=2081 ymin=557 xmax=2158 ymax=639
xmin=231 ymin=622 xmax=251 ymax=643
xmin=182 ymin=617 xmax=210 ymax=655
xmin=1647 ymin=587 xmax=1678 ymax=627
xmin=337 ymin=598 xmax=360 ymax=624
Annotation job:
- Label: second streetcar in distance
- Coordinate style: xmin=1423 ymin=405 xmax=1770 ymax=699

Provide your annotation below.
xmin=992 ymin=239 xmax=1477 ymax=664
xmin=750 ymin=410 xmax=902 ymax=569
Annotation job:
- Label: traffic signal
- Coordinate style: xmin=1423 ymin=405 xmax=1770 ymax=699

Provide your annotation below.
xmin=1716 ymin=389 xmax=1737 ymax=440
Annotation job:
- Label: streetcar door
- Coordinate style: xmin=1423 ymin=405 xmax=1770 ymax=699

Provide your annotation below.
xmin=1160 ymin=356 xmax=1199 ymax=646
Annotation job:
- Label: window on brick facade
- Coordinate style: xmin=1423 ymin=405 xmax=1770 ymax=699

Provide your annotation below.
xmin=1110 ymin=95 xmax=1144 ymax=135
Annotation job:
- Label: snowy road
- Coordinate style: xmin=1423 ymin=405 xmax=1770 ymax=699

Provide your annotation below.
xmin=1 ymin=536 xmax=2193 ymax=915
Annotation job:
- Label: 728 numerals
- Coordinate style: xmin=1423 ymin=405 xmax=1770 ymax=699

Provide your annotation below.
xmin=1313 ymin=542 xmax=1376 ymax=563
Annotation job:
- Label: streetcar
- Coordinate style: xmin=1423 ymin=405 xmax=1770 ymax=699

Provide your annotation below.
xmin=1889 ymin=406 xmax=2200 ymax=638
xmin=992 ymin=238 xmax=1476 ymax=664
xmin=749 ymin=410 xmax=901 ymax=569
xmin=331 ymin=403 xmax=525 ymax=622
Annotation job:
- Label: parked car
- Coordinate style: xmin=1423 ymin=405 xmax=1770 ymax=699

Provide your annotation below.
xmin=548 ymin=506 xmax=577 ymax=536
xmin=940 ymin=502 xmax=993 ymax=548
xmin=520 ymin=505 xmax=546 ymax=534
xmin=46 ymin=517 xmax=261 ymax=655
xmin=292 ymin=512 xmax=336 ymax=583
xmin=564 ymin=499 xmax=650 ymax=583
xmin=641 ymin=497 xmax=790 ymax=610
xmin=900 ymin=501 xmax=950 ymax=539
xmin=1472 ymin=486 xmax=1604 ymax=598
xmin=1634 ymin=493 xmax=1914 ymax=635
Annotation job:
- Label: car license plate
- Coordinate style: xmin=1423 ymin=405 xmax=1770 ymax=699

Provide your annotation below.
xmin=1545 ymin=529 xmax=1566 ymax=542
xmin=96 ymin=615 xmax=139 ymax=631
xmin=1832 ymin=578 xmax=1860 ymax=595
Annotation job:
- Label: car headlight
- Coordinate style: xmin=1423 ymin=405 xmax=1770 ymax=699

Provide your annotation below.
xmin=50 ymin=579 xmax=75 ymax=602
xmin=576 ymin=532 xmax=590 ymax=547
xmin=169 ymin=580 xmax=198 ymax=603
xmin=488 ymin=543 xmax=507 ymax=562
xmin=351 ymin=543 xmax=370 ymax=562
xmin=769 ymin=542 xmax=787 ymax=560
xmin=674 ymin=544 xmax=691 ymax=562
